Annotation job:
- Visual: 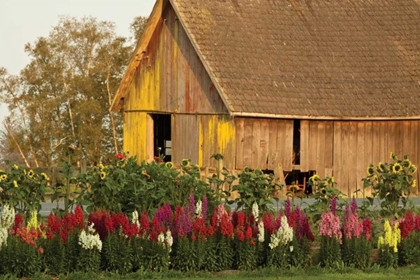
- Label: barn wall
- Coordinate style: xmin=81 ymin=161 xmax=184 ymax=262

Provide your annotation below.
xmin=235 ymin=118 xmax=294 ymax=172
xmin=123 ymin=111 xmax=149 ymax=161
xmin=300 ymin=120 xmax=420 ymax=198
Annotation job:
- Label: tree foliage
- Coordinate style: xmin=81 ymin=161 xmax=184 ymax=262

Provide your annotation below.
xmin=0 ymin=15 xmax=147 ymax=167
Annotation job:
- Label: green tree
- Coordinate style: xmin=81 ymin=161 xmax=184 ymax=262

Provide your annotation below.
xmin=0 ymin=16 xmax=148 ymax=167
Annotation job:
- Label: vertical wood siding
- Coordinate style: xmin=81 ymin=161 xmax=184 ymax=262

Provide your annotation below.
xmin=301 ymin=120 xmax=420 ymax=197
xmin=235 ymin=118 xmax=293 ymax=171
xmin=123 ymin=112 xmax=148 ymax=160
xmin=172 ymin=114 xmax=199 ymax=164
xmin=199 ymin=115 xmax=236 ymax=169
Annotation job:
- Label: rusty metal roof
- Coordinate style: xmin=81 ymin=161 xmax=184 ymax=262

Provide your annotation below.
xmin=170 ymin=0 xmax=420 ymax=119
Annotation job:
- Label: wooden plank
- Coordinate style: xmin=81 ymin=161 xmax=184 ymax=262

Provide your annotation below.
xmin=356 ymin=122 xmax=365 ymax=197
xmin=341 ymin=122 xmax=350 ymax=197
xmin=283 ymin=120 xmax=294 ymax=171
xmin=259 ymin=120 xmax=269 ymax=170
xmin=348 ymin=122 xmax=357 ymax=197
xmin=333 ymin=122 xmax=342 ymax=192
xmin=243 ymin=118 xmax=254 ymax=168
xmin=402 ymin=121 xmax=411 ymax=158
xmin=300 ymin=120 xmax=309 ymax=172
xmin=235 ymin=118 xmax=245 ymax=170
xmin=252 ymin=119 xmax=261 ymax=169
xmin=363 ymin=121 xmax=373 ymax=197
xmin=146 ymin=114 xmax=154 ymax=161
xmin=267 ymin=119 xmax=278 ymax=170
xmin=372 ymin=121 xmax=380 ymax=168
xmin=316 ymin=122 xmax=326 ymax=178
xmin=388 ymin=121 xmax=396 ymax=160
xmin=324 ymin=121 xmax=334 ymax=168
xmin=308 ymin=122 xmax=318 ymax=171
xmin=378 ymin=121 xmax=386 ymax=164
xmin=276 ymin=120 xmax=287 ymax=170
xmin=395 ymin=121 xmax=404 ymax=158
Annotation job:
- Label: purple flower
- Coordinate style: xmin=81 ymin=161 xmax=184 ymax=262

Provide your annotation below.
xmin=330 ymin=196 xmax=337 ymax=214
xmin=155 ymin=204 xmax=173 ymax=229
xmin=202 ymin=196 xmax=208 ymax=219
xmin=285 ymin=199 xmax=291 ymax=218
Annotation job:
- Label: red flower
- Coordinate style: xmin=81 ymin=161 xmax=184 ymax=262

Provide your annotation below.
xmin=38 ymin=247 xmax=44 ymax=254
xmin=250 ymin=240 xmax=256 ymax=246
xmin=245 ymin=226 xmax=253 ymax=240
xmin=116 ymin=153 xmax=125 ymax=160
xmin=236 ymin=230 xmax=245 ymax=241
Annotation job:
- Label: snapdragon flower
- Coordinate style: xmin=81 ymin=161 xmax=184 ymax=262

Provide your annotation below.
xmin=269 ymin=216 xmax=293 ymax=249
xmin=1 ymin=204 xmax=15 ymax=229
xmin=252 ymin=202 xmax=259 ymax=222
xmin=78 ymin=223 xmax=102 ymax=251
xmin=258 ymin=220 xmax=265 ymax=243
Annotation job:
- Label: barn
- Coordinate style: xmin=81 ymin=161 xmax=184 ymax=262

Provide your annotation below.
xmin=111 ymin=0 xmax=420 ymax=197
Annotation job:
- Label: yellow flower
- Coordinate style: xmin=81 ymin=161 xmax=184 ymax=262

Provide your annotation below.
xmin=309 ymin=174 xmax=320 ymax=182
xmin=366 ymin=165 xmax=375 ymax=176
xmin=165 ymin=162 xmax=174 ymax=169
xmin=27 ymin=210 xmax=38 ymax=230
xmin=181 ymin=159 xmax=190 ymax=167
xmin=41 ymin=173 xmax=50 ymax=181
xmin=0 ymin=174 xmax=7 ymax=181
xmin=100 ymin=171 xmax=106 ymax=180
xmin=98 ymin=164 xmax=104 ymax=170
xmin=377 ymin=162 xmax=386 ymax=173
xmin=390 ymin=152 xmax=395 ymax=159
xmin=28 ymin=169 xmax=35 ymax=178
xmin=392 ymin=163 xmax=402 ymax=174
xmin=409 ymin=164 xmax=417 ymax=174
xmin=412 ymin=179 xmax=417 ymax=188
xmin=13 ymin=180 xmax=18 ymax=188
xmin=403 ymin=159 xmax=411 ymax=168
xmin=13 ymin=164 xmax=18 ymax=170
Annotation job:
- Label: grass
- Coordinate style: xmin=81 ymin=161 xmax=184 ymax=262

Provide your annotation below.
xmin=4 ymin=266 xmax=420 ymax=280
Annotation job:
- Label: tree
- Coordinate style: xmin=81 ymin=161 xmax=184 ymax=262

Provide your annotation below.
xmin=0 ymin=16 xmax=143 ymax=167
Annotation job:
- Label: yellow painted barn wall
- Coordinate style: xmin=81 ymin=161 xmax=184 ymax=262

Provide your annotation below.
xmin=198 ymin=115 xmax=236 ymax=169
xmin=123 ymin=111 xmax=148 ymax=160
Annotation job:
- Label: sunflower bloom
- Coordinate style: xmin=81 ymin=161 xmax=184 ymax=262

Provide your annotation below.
xmin=412 ymin=179 xmax=417 ymax=188
xmin=100 ymin=171 xmax=107 ymax=180
xmin=13 ymin=180 xmax=18 ymax=188
xmin=310 ymin=174 xmax=320 ymax=182
xmin=98 ymin=164 xmax=104 ymax=170
xmin=392 ymin=163 xmax=402 ymax=174
xmin=409 ymin=164 xmax=417 ymax=174
xmin=0 ymin=174 xmax=7 ymax=181
xmin=165 ymin=162 xmax=174 ymax=169
xmin=181 ymin=159 xmax=190 ymax=167
xmin=366 ymin=165 xmax=375 ymax=176
xmin=41 ymin=173 xmax=50 ymax=181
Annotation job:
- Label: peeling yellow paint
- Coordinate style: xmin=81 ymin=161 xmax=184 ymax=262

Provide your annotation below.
xmin=217 ymin=116 xmax=235 ymax=155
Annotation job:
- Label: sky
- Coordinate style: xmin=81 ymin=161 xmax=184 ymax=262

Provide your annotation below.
xmin=0 ymin=0 xmax=156 ymax=124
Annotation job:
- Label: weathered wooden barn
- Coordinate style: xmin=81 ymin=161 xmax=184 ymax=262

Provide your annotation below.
xmin=111 ymin=0 xmax=420 ymax=196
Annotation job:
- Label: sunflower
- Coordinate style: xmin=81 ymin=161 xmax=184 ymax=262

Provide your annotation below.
xmin=409 ymin=164 xmax=417 ymax=174
xmin=309 ymin=174 xmax=320 ymax=182
xmin=377 ymin=162 xmax=386 ymax=173
xmin=98 ymin=164 xmax=104 ymax=170
xmin=41 ymin=173 xmax=50 ymax=181
xmin=13 ymin=164 xmax=19 ymax=170
xmin=100 ymin=171 xmax=107 ymax=180
xmin=28 ymin=170 xmax=35 ymax=178
xmin=366 ymin=165 xmax=375 ymax=176
xmin=0 ymin=174 xmax=7 ymax=181
xmin=374 ymin=175 xmax=379 ymax=183
xmin=181 ymin=159 xmax=190 ymax=167
xmin=390 ymin=152 xmax=396 ymax=159
xmin=392 ymin=163 xmax=402 ymax=174
xmin=165 ymin=162 xmax=174 ymax=169
xmin=412 ymin=179 xmax=417 ymax=188
xmin=13 ymin=180 xmax=18 ymax=188
xmin=403 ymin=159 xmax=411 ymax=168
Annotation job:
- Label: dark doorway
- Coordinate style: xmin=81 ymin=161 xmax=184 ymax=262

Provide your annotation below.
xmin=152 ymin=114 xmax=172 ymax=162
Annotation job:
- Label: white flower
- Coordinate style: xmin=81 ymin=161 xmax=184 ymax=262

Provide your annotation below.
xmin=195 ymin=200 xmax=202 ymax=217
xmin=1 ymin=204 xmax=15 ymax=229
xmin=79 ymin=226 xmax=102 ymax=252
xmin=0 ymin=227 xmax=8 ymax=248
xmin=165 ymin=229 xmax=173 ymax=252
xmin=258 ymin=220 xmax=265 ymax=243
xmin=290 ymin=246 xmax=294 ymax=252
xmin=269 ymin=216 xmax=294 ymax=250
xmin=252 ymin=202 xmax=259 ymax=222
xmin=157 ymin=232 xmax=165 ymax=246
xmin=131 ymin=210 xmax=140 ymax=229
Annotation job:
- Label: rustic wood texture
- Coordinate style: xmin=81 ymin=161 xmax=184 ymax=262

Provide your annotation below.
xmin=172 ymin=114 xmax=199 ymax=164
xmin=235 ymin=118 xmax=293 ymax=171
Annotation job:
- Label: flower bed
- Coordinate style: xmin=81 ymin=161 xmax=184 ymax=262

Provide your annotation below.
xmin=0 ymin=153 xmax=418 ymax=277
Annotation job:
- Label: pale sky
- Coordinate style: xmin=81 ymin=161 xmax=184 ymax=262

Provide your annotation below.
xmin=0 ymin=0 xmax=156 ymax=124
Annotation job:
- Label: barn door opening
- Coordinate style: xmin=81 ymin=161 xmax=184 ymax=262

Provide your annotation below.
xmin=151 ymin=114 xmax=172 ymax=162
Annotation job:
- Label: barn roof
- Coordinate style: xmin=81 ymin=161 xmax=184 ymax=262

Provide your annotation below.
xmin=112 ymin=0 xmax=420 ymax=119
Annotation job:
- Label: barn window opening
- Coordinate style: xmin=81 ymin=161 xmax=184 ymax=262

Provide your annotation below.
xmin=285 ymin=170 xmax=315 ymax=197
xmin=293 ymin=119 xmax=300 ymax=165
xmin=152 ymin=114 xmax=172 ymax=162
